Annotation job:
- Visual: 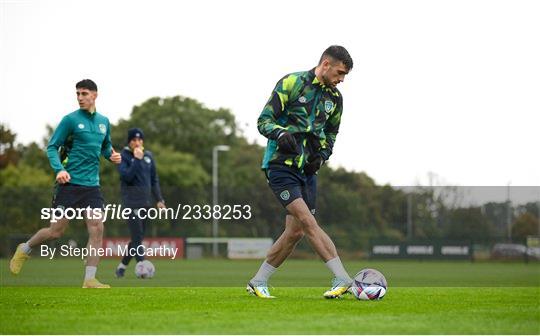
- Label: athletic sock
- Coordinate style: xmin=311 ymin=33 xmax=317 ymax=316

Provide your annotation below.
xmin=325 ymin=257 xmax=352 ymax=282
xmin=85 ymin=266 xmax=97 ymax=280
xmin=251 ymin=260 xmax=277 ymax=283
xmin=117 ymin=263 xmax=127 ymax=269
xmin=21 ymin=242 xmax=32 ymax=254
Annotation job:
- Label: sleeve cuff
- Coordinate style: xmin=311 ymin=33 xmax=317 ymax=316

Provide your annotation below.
xmin=319 ymin=151 xmax=330 ymax=161
xmin=54 ymin=168 xmax=66 ymax=174
xmin=271 ymin=129 xmax=285 ymax=140
xmin=102 ymin=149 xmax=112 ymax=160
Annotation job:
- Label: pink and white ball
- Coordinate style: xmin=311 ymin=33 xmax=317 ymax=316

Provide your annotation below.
xmin=350 ymin=268 xmax=387 ymax=300
xmin=135 ymin=260 xmax=155 ymax=279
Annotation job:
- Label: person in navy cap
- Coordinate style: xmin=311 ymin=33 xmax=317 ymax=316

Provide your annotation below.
xmin=116 ymin=128 xmax=166 ymax=277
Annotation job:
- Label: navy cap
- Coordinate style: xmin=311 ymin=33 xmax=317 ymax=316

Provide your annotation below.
xmin=127 ymin=128 xmax=144 ymax=142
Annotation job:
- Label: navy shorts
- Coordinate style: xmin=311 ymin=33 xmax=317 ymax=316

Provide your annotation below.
xmin=52 ymin=183 xmax=104 ymax=210
xmin=266 ymin=165 xmax=317 ymax=214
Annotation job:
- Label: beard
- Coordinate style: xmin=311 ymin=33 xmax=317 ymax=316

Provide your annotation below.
xmin=321 ymin=71 xmax=338 ymax=87
xmin=322 ymin=76 xmax=336 ymax=87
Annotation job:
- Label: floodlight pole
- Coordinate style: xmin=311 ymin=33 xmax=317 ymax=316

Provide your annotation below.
xmin=506 ymin=182 xmax=512 ymax=241
xmin=212 ymin=145 xmax=230 ymax=257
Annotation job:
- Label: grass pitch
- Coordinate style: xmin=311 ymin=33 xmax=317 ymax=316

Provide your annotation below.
xmin=1 ymin=258 xmax=539 ymax=334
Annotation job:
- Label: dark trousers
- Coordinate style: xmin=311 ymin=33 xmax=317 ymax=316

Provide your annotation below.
xmin=121 ymin=208 xmax=148 ymax=265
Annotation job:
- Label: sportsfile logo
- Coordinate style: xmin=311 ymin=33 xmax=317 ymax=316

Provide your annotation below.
xmin=40 ymin=205 xmax=161 ymax=223
xmin=41 ymin=203 xmax=253 ymax=223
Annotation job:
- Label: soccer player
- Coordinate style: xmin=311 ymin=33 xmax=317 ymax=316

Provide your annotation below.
xmin=9 ymin=79 xmax=121 ymax=288
xmin=247 ymin=46 xmax=354 ymax=299
xmin=115 ymin=128 xmax=165 ymax=277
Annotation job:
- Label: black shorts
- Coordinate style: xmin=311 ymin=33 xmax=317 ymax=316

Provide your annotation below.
xmin=52 ymin=183 xmax=104 ymax=210
xmin=266 ymin=165 xmax=317 ymax=214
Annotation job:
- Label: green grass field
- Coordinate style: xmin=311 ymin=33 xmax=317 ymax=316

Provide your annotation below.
xmin=1 ymin=258 xmax=539 ymax=334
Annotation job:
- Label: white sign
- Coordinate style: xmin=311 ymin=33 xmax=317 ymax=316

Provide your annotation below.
xmin=441 ymin=246 xmax=469 ymax=255
xmin=227 ymin=238 xmax=273 ymax=259
xmin=372 ymin=245 xmax=400 ymax=255
xmin=407 ymin=245 xmax=434 ymax=255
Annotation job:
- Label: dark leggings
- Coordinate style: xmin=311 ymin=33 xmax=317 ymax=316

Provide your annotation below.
xmin=121 ymin=209 xmax=148 ymax=265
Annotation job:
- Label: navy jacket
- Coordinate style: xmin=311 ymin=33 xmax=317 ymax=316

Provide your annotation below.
xmin=118 ymin=147 xmax=164 ymax=208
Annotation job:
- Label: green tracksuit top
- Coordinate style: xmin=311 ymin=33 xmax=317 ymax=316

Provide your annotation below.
xmin=257 ymin=68 xmax=343 ymax=170
xmin=46 ymin=109 xmax=113 ymax=187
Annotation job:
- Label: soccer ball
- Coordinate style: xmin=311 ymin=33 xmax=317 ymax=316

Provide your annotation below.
xmin=135 ymin=260 xmax=155 ymax=279
xmin=350 ymin=268 xmax=387 ymax=300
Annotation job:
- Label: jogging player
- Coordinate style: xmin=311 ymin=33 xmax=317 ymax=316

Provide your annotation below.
xmin=247 ymin=46 xmax=354 ymax=299
xmin=9 ymin=79 xmax=121 ymax=288
xmin=115 ymin=128 xmax=165 ymax=277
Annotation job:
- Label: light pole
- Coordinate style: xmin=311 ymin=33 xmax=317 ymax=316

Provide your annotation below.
xmin=407 ymin=193 xmax=413 ymax=240
xmin=506 ymin=182 xmax=512 ymax=241
xmin=212 ymin=145 xmax=230 ymax=257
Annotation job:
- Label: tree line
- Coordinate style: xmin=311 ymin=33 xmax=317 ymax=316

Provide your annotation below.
xmin=1 ymin=96 xmax=538 ymax=256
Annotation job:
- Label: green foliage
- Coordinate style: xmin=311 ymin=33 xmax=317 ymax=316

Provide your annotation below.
xmin=483 ymin=202 xmax=513 ymax=237
xmin=444 ymin=206 xmax=494 ymax=240
xmin=2 ymin=95 xmax=536 ymax=256
xmin=18 ymin=142 xmax=50 ymax=173
xmin=0 ymin=163 xmax=52 ymax=187
xmin=0 ymin=123 xmax=20 ymax=168
xmin=512 ymin=212 xmax=539 ymax=239
xmin=111 ymin=96 xmax=238 ymax=170
xmin=151 ymin=145 xmax=210 ymax=189
xmin=0 ymin=164 xmax=53 ymax=255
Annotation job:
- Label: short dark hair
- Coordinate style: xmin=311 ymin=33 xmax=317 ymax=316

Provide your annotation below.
xmin=319 ymin=45 xmax=353 ymax=71
xmin=76 ymin=79 xmax=98 ymax=91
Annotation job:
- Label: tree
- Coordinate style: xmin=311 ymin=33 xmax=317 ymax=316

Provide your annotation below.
xmin=0 ymin=124 xmax=20 ymax=168
xmin=483 ymin=202 xmax=511 ymax=237
xmin=0 ymin=163 xmax=53 ymax=255
xmin=18 ymin=142 xmax=51 ymax=173
xmin=512 ymin=213 xmax=539 ymax=240
xmin=444 ymin=207 xmax=495 ymax=241
xmin=0 ymin=163 xmax=51 ymax=187
xmin=111 ymin=96 xmax=239 ymax=171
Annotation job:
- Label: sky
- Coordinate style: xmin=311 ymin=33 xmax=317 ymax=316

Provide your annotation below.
xmin=1 ymin=0 xmax=539 ymax=190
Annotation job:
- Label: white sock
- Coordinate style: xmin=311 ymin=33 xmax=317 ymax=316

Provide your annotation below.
xmin=22 ymin=242 xmax=32 ymax=254
xmin=85 ymin=266 xmax=97 ymax=280
xmin=117 ymin=263 xmax=127 ymax=269
xmin=251 ymin=260 xmax=277 ymax=283
xmin=325 ymin=257 xmax=352 ymax=282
